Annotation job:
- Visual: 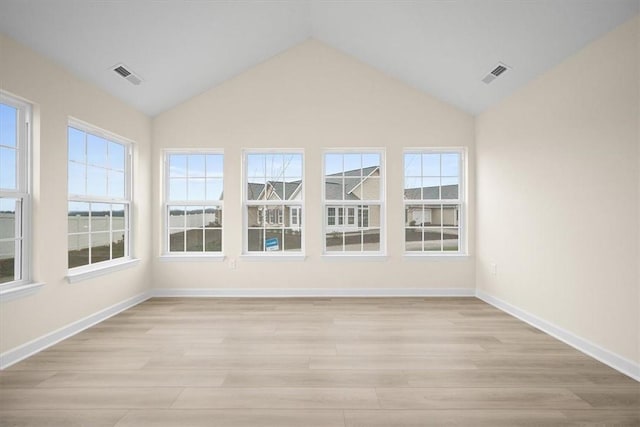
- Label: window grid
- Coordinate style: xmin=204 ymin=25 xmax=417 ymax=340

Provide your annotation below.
xmin=323 ymin=151 xmax=384 ymax=254
xmin=243 ymin=151 xmax=304 ymax=254
xmin=67 ymin=122 xmax=132 ymax=270
xmin=165 ymin=152 xmax=223 ymax=254
xmin=404 ymin=150 xmax=464 ymax=254
xmin=0 ymin=95 xmax=30 ymax=286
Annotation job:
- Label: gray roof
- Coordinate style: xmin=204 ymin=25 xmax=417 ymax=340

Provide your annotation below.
xmin=404 ymin=184 xmax=459 ymax=200
xmin=324 ymin=166 xmax=379 ymax=201
xmin=268 ymin=180 xmax=301 ymax=200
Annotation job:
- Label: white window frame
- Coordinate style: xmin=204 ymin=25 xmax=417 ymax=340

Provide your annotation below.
xmin=242 ymin=149 xmax=305 ymax=257
xmin=322 ymin=149 xmax=386 ymax=256
xmin=403 ymin=147 xmax=466 ymax=256
xmin=0 ymin=92 xmax=35 ymax=295
xmin=162 ymin=149 xmax=224 ymax=259
xmin=66 ymin=118 xmax=134 ymax=280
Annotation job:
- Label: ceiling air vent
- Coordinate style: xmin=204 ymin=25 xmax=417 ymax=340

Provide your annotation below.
xmin=482 ymin=62 xmax=510 ymax=84
xmin=112 ymin=64 xmax=142 ymax=86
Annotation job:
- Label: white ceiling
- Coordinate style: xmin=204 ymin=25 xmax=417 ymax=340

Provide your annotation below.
xmin=0 ymin=1 xmax=637 ymax=116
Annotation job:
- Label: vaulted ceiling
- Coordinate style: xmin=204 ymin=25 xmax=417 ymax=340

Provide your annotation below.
xmin=0 ymin=0 xmax=637 ymax=116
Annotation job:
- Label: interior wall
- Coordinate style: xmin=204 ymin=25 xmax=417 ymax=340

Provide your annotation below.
xmin=151 ymin=40 xmax=476 ymax=291
xmin=476 ymin=16 xmax=640 ymax=363
xmin=0 ymin=34 xmax=152 ymax=353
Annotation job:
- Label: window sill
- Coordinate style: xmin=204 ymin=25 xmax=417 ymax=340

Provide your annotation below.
xmin=159 ymin=254 xmax=225 ymax=262
xmin=240 ymin=254 xmax=306 ymax=262
xmin=404 ymin=253 xmax=470 ymax=261
xmin=0 ymin=281 xmax=45 ymax=302
xmin=322 ymin=254 xmax=388 ymax=261
xmin=67 ymin=258 xmax=140 ymax=284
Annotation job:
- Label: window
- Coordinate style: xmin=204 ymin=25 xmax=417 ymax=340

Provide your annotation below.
xmin=404 ymin=149 xmax=464 ymax=253
xmin=0 ymin=94 xmax=31 ymax=286
xmin=67 ymin=122 xmax=131 ymax=269
xmin=244 ymin=151 xmax=303 ymax=254
xmin=165 ymin=152 xmax=223 ymax=254
xmin=323 ymin=151 xmax=384 ymax=254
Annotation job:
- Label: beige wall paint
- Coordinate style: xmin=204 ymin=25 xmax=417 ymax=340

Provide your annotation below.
xmin=476 ymin=17 xmax=640 ymax=363
xmin=152 ymin=40 xmax=475 ymax=290
xmin=0 ymin=34 xmax=152 ymax=353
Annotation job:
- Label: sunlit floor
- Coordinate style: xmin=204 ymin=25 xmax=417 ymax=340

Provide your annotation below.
xmin=0 ymin=297 xmax=638 ymax=426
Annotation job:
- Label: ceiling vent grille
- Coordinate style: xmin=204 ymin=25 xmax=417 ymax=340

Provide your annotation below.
xmin=482 ymin=62 xmax=510 ymax=84
xmin=112 ymin=64 xmax=142 ymax=85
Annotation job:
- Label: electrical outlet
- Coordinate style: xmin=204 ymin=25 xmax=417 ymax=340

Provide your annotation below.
xmin=229 ymin=259 xmax=236 ymax=270
xmin=490 ymin=263 xmax=497 ymax=276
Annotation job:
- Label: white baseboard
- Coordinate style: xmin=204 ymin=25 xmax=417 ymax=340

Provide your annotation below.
xmin=476 ymin=290 xmax=640 ymax=382
xmin=150 ymin=288 xmax=476 ymax=298
xmin=0 ymin=291 xmax=151 ymax=370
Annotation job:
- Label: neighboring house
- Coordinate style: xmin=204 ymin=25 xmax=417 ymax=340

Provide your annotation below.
xmin=247 ymin=180 xmax=302 ymax=228
xmin=404 ymin=184 xmax=459 ymax=227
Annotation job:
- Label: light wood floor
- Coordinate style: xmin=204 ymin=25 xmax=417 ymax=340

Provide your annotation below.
xmin=0 ymin=297 xmax=638 ymax=426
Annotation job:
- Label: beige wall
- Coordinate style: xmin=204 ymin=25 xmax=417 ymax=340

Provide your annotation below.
xmin=0 ymin=34 xmax=152 ymax=353
xmin=476 ymin=17 xmax=640 ymax=363
xmin=152 ymin=40 xmax=475 ymax=290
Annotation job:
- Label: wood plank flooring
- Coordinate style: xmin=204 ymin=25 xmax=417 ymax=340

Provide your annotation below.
xmin=0 ymin=297 xmax=638 ymax=426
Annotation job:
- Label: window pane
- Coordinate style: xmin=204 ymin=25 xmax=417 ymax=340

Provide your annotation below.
xmin=442 ymin=204 xmax=459 ymax=227
xmin=112 ymin=230 xmax=126 ymax=258
xmin=427 ymin=205 xmax=442 ymax=226
xmin=423 ymin=154 xmax=440 ymax=176
xmin=91 ymin=232 xmax=111 ymax=263
xmin=404 ymin=153 xmax=421 ymax=177
xmin=0 ymin=104 xmax=17 ymax=148
xmin=246 ymin=205 xmax=262 ymax=227
xmin=87 ymin=134 xmax=108 ymax=167
xmin=68 ymin=202 xmax=90 ymax=234
xmin=206 ymin=154 xmax=223 ymax=178
xmin=109 ymin=141 xmax=125 ymax=171
xmin=405 ymin=228 xmax=422 ymax=252
xmin=205 ymin=229 xmax=222 ymax=252
xmin=325 ymin=231 xmax=343 ymax=252
xmin=168 ymin=206 xmax=185 ymax=228
xmin=68 ymin=127 xmax=86 ymax=163
xmin=0 ymin=147 xmax=17 ymax=190
xmin=0 ymin=198 xmax=16 ymax=239
xmin=423 ymin=228 xmax=442 ymax=251
xmin=247 ymin=180 xmax=266 ymax=200
xmin=188 ymin=155 xmax=206 ymax=177
xmin=206 ymin=178 xmax=223 ymax=201
xmin=283 ymin=229 xmax=301 ymax=252
xmin=405 ymin=205 xmax=423 ymax=227
xmin=186 ymin=228 xmax=204 ymax=252
xmin=404 ymin=177 xmax=421 ymax=200
xmin=112 ymin=204 xmax=126 ymax=230
xmin=265 ymin=229 xmax=283 ymax=252
xmin=169 ymin=154 xmax=187 ymax=178
xmin=344 ymin=177 xmax=360 ymax=200
xmin=204 ymin=207 xmax=222 ymax=228
xmin=186 ymin=207 xmax=204 ymax=228
xmin=366 ymin=205 xmax=380 ymax=227
xmin=441 ymin=177 xmax=459 ymax=199
xmin=91 ymin=203 xmax=110 ymax=232
xmin=358 ymin=177 xmax=379 ymax=200
xmin=283 ymin=179 xmax=301 ymax=200
xmin=325 ymin=177 xmax=343 ymax=200
xmin=87 ymin=166 xmax=107 ymax=197
xmin=188 ymin=178 xmax=206 ymax=201
xmin=363 ymin=228 xmax=380 ymax=252
xmin=362 ymin=153 xmax=381 ymax=170
xmin=441 ymin=153 xmax=460 ymax=177
xmin=247 ymin=228 xmax=264 ymax=252
xmin=325 ymin=153 xmax=343 ymax=176
xmin=169 ymin=178 xmax=187 ymax=201
xmin=422 ymin=177 xmax=440 ymax=199
xmin=68 ymin=161 xmax=86 ymax=196
xmin=344 ymin=154 xmax=361 ymax=175
xmin=169 ymin=230 xmax=185 ymax=252
xmin=108 ymin=170 xmax=125 ymax=198
xmin=247 ymin=154 xmax=266 ymax=178
xmin=0 ymin=240 xmax=15 ymax=283
xmin=265 ymin=154 xmax=285 ymax=181
xmin=283 ymin=154 xmax=302 ymax=178
xmin=68 ymin=234 xmax=89 ymax=268
xmin=443 ymin=228 xmax=459 ymax=251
